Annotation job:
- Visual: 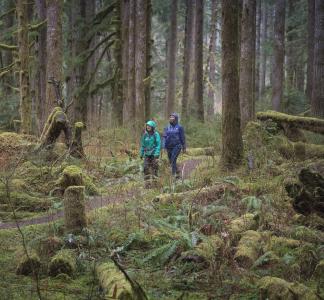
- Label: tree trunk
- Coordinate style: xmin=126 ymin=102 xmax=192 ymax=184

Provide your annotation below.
xmin=35 ymin=0 xmax=47 ymax=131
xmin=194 ymin=0 xmax=204 ymax=121
xmin=286 ymin=0 xmax=296 ymax=89
xmin=165 ymin=0 xmax=178 ymax=118
xmin=121 ymin=0 xmax=129 ymax=125
xmin=260 ymin=0 xmax=268 ymax=96
xmin=17 ymin=0 xmax=32 ymax=134
xmin=206 ymin=0 xmax=218 ymax=119
xmin=271 ymin=0 xmax=286 ymax=112
xmin=221 ymin=0 xmax=243 ymax=169
xmin=311 ymin=0 xmax=324 ymax=117
xmin=134 ymin=0 xmax=147 ymax=131
xmin=46 ymin=0 xmax=63 ymax=118
xmin=145 ymin=0 xmax=152 ymax=121
xmin=124 ymin=0 xmax=136 ymax=125
xmin=182 ymin=0 xmax=194 ymax=119
xmin=255 ymin=0 xmax=261 ymax=101
xmin=306 ymin=0 xmax=315 ymax=104
xmin=239 ymin=0 xmax=256 ymax=128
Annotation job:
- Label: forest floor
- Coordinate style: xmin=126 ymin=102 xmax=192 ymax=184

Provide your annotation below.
xmin=0 ymin=122 xmax=323 ymax=299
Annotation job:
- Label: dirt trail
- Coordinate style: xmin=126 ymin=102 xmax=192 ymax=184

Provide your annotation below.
xmin=0 ymin=159 xmax=201 ymax=230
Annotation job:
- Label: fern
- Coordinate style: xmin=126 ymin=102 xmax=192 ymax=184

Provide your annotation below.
xmin=241 ymin=196 xmax=262 ymax=212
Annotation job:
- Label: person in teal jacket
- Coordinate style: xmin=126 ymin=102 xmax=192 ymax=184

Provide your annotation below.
xmin=140 ymin=120 xmax=161 ymax=185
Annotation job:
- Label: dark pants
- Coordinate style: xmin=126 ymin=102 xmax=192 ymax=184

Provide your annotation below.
xmin=167 ymin=145 xmax=182 ymax=175
xmin=144 ymin=156 xmax=158 ymax=181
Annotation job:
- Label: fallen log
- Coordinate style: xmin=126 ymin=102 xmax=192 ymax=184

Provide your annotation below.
xmin=278 ymin=141 xmax=324 ymax=160
xmin=257 ymin=110 xmax=324 ymax=135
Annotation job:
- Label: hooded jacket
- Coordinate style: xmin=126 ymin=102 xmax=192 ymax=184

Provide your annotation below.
xmin=162 ymin=113 xmax=186 ymax=150
xmin=140 ymin=121 xmax=161 ymax=158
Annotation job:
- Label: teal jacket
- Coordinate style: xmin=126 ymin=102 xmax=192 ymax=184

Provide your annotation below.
xmin=140 ymin=131 xmax=161 ymax=158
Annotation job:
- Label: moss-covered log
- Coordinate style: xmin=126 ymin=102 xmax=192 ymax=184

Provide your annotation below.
xmin=64 ymin=186 xmax=87 ymax=233
xmin=96 ymin=261 xmax=146 ymax=300
xmin=285 ymin=165 xmax=324 ymax=217
xmin=153 ymin=184 xmax=228 ymax=205
xmin=234 ymin=230 xmax=262 ymax=268
xmin=70 ymin=122 xmax=85 ymax=158
xmin=48 ymin=249 xmax=76 ymax=277
xmin=258 ymin=276 xmax=319 ymax=300
xmin=16 ymin=249 xmax=41 ymax=276
xmin=257 ymin=110 xmax=324 ymax=135
xmin=279 ymin=141 xmax=324 ymax=160
xmin=39 ymin=107 xmax=72 ymax=150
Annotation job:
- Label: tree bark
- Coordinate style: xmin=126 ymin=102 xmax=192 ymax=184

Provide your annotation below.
xmin=17 ymin=0 xmax=32 ymax=134
xmin=271 ymin=0 xmax=286 ymax=112
xmin=134 ymin=0 xmax=147 ymax=131
xmin=182 ymin=0 xmax=194 ymax=119
xmin=286 ymin=0 xmax=296 ymax=89
xmin=311 ymin=0 xmax=324 ymax=117
xmin=221 ymin=0 xmax=243 ymax=169
xmin=239 ymin=0 xmax=256 ymax=128
xmin=45 ymin=0 xmax=63 ymax=118
xmin=165 ymin=0 xmax=178 ymax=118
xmin=260 ymin=0 xmax=268 ymax=96
xmin=306 ymin=0 xmax=315 ymax=105
xmin=255 ymin=0 xmax=261 ymax=101
xmin=206 ymin=0 xmax=218 ymax=119
xmin=35 ymin=0 xmax=47 ymax=131
xmin=145 ymin=0 xmax=152 ymax=121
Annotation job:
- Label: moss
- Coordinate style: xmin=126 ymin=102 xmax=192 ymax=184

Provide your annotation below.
xmin=267 ymin=236 xmax=300 ymax=256
xmin=291 ymin=226 xmax=324 ymax=244
xmin=234 ymin=230 xmax=262 ymax=268
xmin=16 ymin=248 xmax=41 ymax=276
xmin=228 ymin=213 xmax=258 ymax=236
xmin=195 ymin=235 xmax=224 ymax=261
xmin=64 ymin=186 xmax=87 ymax=234
xmin=74 ymin=122 xmax=84 ymax=129
xmin=185 ymin=147 xmax=215 ymax=156
xmin=36 ymin=236 xmax=63 ymax=258
xmin=279 ymin=141 xmax=324 ymax=160
xmin=314 ymin=260 xmax=324 ymax=280
xmin=48 ymin=249 xmax=76 ymax=277
xmin=96 ymin=262 xmax=134 ymax=300
xmin=258 ymin=276 xmax=319 ymax=300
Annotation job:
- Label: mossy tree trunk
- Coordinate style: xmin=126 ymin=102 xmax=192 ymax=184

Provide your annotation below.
xmin=260 ymin=0 xmax=268 ymax=96
xmin=311 ymin=0 xmax=324 ymax=117
xmin=45 ymin=0 xmax=63 ymax=118
xmin=220 ymin=0 xmax=243 ymax=170
xmin=165 ymin=0 xmax=178 ymax=118
xmin=271 ymin=0 xmax=285 ymax=112
xmin=306 ymin=0 xmax=315 ymax=105
xmin=239 ymin=0 xmax=256 ymax=128
xmin=145 ymin=0 xmax=152 ymax=121
xmin=17 ymin=0 xmax=32 ymax=134
xmin=70 ymin=122 xmax=85 ymax=158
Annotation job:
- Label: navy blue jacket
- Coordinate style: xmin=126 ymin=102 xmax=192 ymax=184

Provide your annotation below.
xmin=162 ymin=114 xmax=186 ymax=150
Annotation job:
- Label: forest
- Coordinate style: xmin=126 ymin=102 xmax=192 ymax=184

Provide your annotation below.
xmin=0 ymin=0 xmax=323 ymax=299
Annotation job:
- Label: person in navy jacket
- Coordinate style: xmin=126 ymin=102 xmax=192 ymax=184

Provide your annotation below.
xmin=162 ymin=113 xmax=186 ymax=177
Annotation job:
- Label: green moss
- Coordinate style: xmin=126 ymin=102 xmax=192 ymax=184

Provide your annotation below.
xmin=228 ymin=213 xmax=258 ymax=236
xmin=267 ymin=236 xmax=300 ymax=257
xmin=48 ymin=249 xmax=76 ymax=277
xmin=16 ymin=248 xmax=41 ymax=276
xmin=314 ymin=260 xmax=324 ymax=280
xmin=195 ymin=235 xmax=224 ymax=261
xmin=74 ymin=122 xmax=84 ymax=129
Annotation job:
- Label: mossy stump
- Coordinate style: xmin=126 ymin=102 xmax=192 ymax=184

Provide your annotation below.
xmin=48 ymin=249 xmax=76 ymax=277
xmin=39 ymin=107 xmax=72 ymax=150
xmin=96 ymin=262 xmax=139 ymax=300
xmin=64 ymin=186 xmax=87 ymax=233
xmin=16 ymin=249 xmax=41 ymax=276
xmin=234 ymin=230 xmax=262 ymax=268
xmin=59 ymin=165 xmax=84 ymax=189
xmin=70 ymin=122 xmax=85 ymax=158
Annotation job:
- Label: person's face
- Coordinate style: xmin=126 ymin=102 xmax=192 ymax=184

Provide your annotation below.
xmin=169 ymin=115 xmax=176 ymax=123
xmin=146 ymin=125 xmax=153 ymax=132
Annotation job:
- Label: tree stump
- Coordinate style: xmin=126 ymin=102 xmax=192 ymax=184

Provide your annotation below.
xmin=64 ymin=186 xmax=87 ymax=233
xmin=39 ymin=106 xmax=72 ymax=150
xmin=70 ymin=122 xmax=85 ymax=158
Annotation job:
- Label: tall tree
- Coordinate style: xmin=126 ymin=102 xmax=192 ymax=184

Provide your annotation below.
xmin=45 ymin=0 xmax=63 ymax=117
xmin=255 ymin=0 xmax=261 ymax=101
xmin=221 ymin=0 xmax=243 ymax=169
xmin=165 ymin=0 xmax=178 ymax=117
xmin=206 ymin=0 xmax=218 ymax=119
xmin=17 ymin=0 xmax=32 ymax=134
xmin=311 ymin=0 xmax=324 ymax=117
xmin=306 ymin=0 xmax=315 ymax=104
xmin=145 ymin=0 xmax=152 ymax=120
xmin=35 ymin=0 xmax=47 ymax=130
xmin=260 ymin=0 xmax=268 ymax=96
xmin=271 ymin=0 xmax=285 ymax=111
xmin=239 ymin=0 xmax=256 ymax=128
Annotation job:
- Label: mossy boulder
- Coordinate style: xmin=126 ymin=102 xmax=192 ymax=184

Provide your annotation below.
xmin=234 ymin=230 xmax=262 ymax=268
xmin=16 ymin=248 xmax=41 ymax=276
xmin=258 ymin=276 xmax=319 ymax=300
xmin=48 ymin=249 xmax=76 ymax=277
xmin=228 ymin=213 xmax=258 ymax=236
